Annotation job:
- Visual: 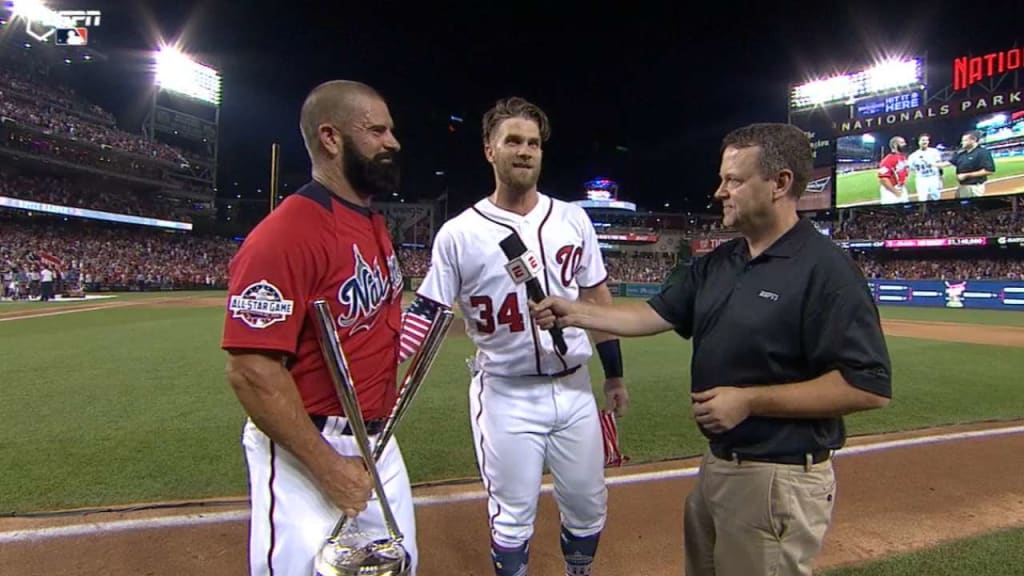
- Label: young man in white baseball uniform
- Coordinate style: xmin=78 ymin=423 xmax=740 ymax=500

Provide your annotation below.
xmin=907 ymin=133 xmax=944 ymax=202
xmin=400 ymin=96 xmax=629 ymax=575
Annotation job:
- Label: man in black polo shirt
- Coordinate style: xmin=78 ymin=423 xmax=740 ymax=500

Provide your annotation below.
xmin=948 ymin=130 xmax=995 ymax=198
xmin=530 ymin=122 xmax=892 ymax=576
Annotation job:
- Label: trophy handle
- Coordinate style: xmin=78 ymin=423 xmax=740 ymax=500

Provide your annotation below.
xmin=312 ymin=301 xmax=455 ymax=543
xmin=311 ymin=300 xmax=404 ymax=544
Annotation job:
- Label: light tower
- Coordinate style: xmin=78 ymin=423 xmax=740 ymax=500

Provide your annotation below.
xmin=145 ymin=45 xmax=222 ymax=216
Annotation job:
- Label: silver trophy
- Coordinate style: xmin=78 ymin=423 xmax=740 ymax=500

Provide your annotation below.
xmin=310 ymin=299 xmax=454 ymax=576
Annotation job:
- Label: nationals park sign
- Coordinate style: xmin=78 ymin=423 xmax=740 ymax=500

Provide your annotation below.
xmin=833 ymin=89 xmax=1022 ymax=134
xmin=954 ymin=46 xmax=1023 ymax=91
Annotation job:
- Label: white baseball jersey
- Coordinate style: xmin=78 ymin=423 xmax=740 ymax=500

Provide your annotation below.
xmin=417 ymin=193 xmax=607 ymax=378
xmin=908 ymin=147 xmax=942 ymax=178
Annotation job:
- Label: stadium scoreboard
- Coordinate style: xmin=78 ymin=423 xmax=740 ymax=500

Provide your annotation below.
xmin=788 ymin=46 xmax=1024 ymax=211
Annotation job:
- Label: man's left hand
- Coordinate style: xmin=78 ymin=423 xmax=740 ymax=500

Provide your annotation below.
xmin=691 ymin=387 xmax=750 ymax=433
xmin=957 ymin=172 xmax=968 ymax=182
xmin=604 ymin=377 xmax=629 ymax=418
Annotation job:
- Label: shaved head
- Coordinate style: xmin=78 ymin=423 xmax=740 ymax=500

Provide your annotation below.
xmin=298 ymin=79 xmax=401 ymax=202
xmin=299 ymin=80 xmax=382 ymax=157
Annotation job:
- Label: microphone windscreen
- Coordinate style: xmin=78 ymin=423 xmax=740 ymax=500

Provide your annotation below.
xmin=499 ymin=233 xmax=528 ymax=259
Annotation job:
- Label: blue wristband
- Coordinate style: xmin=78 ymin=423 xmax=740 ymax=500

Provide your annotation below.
xmin=596 ymin=339 xmax=623 ymax=379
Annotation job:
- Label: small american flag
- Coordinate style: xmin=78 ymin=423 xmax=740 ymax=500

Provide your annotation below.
xmin=399 ymin=297 xmax=442 ymax=363
xmin=599 ymin=410 xmax=628 ymax=467
xmin=37 ymin=251 xmax=64 ymax=272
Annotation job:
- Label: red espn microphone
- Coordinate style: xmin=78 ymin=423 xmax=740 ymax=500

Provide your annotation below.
xmin=499 ymin=232 xmax=569 ymax=355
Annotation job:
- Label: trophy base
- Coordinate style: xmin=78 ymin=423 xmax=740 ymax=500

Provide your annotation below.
xmin=314 ymin=537 xmax=411 ymax=576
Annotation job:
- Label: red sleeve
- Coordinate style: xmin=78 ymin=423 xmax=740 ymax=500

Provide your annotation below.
xmin=221 ymin=203 xmax=321 ymax=356
xmin=877 ymin=155 xmax=895 ymax=181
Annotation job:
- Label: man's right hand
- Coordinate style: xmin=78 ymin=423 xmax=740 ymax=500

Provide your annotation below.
xmin=316 ymin=453 xmax=374 ymax=518
xmin=529 ymin=296 xmax=578 ymax=330
xmin=224 ymin=352 xmax=375 ymax=518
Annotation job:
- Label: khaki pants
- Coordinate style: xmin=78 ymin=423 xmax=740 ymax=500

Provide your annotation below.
xmin=684 ymin=451 xmax=836 ymax=576
xmin=956 ymin=183 xmax=985 ymax=198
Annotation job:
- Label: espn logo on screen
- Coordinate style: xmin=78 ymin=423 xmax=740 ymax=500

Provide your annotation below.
xmin=504 ymin=251 xmax=543 ymax=284
xmin=55 ymin=28 xmax=88 ymax=46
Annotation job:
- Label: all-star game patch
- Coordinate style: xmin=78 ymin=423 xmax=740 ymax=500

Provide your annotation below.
xmin=228 ymin=280 xmax=295 ymax=329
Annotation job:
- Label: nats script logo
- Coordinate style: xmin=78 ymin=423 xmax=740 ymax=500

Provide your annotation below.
xmin=229 ymin=280 xmax=295 ymax=329
xmin=336 ymin=245 xmax=401 ymax=332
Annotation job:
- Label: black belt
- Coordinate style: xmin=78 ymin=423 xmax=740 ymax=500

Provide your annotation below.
xmin=711 ymin=445 xmax=831 ymax=466
xmin=547 ymin=365 xmax=581 ymax=378
xmin=310 ymin=414 xmax=385 ymax=436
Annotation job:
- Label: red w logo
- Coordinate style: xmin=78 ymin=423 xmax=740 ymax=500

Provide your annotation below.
xmin=555 ymin=244 xmax=583 ymax=288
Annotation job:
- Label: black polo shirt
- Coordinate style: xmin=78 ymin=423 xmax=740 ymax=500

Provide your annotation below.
xmin=950 ymin=146 xmax=996 ymax=185
xmin=648 ymin=218 xmax=892 ymax=458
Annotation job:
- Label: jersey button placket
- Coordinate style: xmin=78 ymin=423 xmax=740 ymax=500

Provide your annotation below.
xmin=550 ymin=375 xmax=563 ymax=427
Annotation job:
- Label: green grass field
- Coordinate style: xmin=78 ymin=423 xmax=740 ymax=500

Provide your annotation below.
xmin=3 ymin=291 xmax=1023 ymax=572
xmin=0 ymin=290 xmax=196 ymax=313
xmin=836 ymin=155 xmax=1024 ymax=208
xmin=823 ymin=527 xmax=1024 ymax=576
xmin=877 ymin=305 xmax=1024 ymax=327
xmin=2 ymin=293 xmax=1023 ymax=515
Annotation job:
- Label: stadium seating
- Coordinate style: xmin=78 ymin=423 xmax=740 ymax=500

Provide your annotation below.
xmin=1 ymin=216 xmax=236 ymax=294
xmin=0 ymin=68 xmax=186 ymax=164
xmin=855 ymin=255 xmax=1024 ymax=281
xmin=2 ymin=45 xmax=1021 ymax=296
xmin=0 ymin=174 xmax=193 ymax=222
xmin=835 ymin=205 xmax=1023 ymax=240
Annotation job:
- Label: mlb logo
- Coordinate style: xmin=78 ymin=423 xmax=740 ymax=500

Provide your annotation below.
xmin=56 ymin=28 xmax=88 ymax=46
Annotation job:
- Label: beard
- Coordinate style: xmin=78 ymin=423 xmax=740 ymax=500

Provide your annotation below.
xmin=342 ymin=136 xmax=400 ymax=198
xmin=496 ymin=158 xmax=540 ymax=193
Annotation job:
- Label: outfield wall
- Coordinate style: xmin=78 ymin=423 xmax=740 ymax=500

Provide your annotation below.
xmin=609 ymin=280 xmax=1024 ymax=311
xmin=608 ymin=282 xmax=662 ymax=298
xmin=407 ymin=278 xmax=1024 ymax=311
xmin=868 ymin=279 xmax=1024 ymax=310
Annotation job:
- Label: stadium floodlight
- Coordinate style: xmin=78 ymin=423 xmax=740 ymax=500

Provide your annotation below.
xmin=8 ymin=0 xmax=66 ymax=41
xmin=8 ymin=0 xmax=63 ymax=27
xmin=797 ymin=75 xmax=857 ymax=107
xmin=154 ymin=46 xmax=222 ymax=106
xmin=865 ymin=59 xmax=921 ymax=93
xmin=790 ymin=57 xmax=923 ymax=110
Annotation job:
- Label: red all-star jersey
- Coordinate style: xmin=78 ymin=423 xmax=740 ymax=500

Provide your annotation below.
xmin=221 ymin=181 xmax=404 ymax=420
xmin=877 ymin=152 xmax=908 ymax=186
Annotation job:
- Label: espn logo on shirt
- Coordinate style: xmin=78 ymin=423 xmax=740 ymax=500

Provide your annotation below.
xmin=504 ymin=250 xmax=543 ymax=285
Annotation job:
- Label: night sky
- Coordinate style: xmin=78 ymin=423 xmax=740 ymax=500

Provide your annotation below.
xmin=27 ymin=0 xmax=1021 ymax=219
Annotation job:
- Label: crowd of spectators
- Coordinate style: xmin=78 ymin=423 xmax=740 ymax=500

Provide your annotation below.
xmin=835 ymin=206 xmax=1024 ymax=240
xmin=0 ymin=70 xmax=188 ymax=164
xmin=0 ymin=174 xmax=193 ymax=222
xmin=595 ymin=216 xmax=727 ymax=239
xmin=396 ymin=248 xmax=676 ymax=284
xmin=1 ymin=219 xmax=237 ymax=294
xmin=604 ymin=253 xmax=675 ymax=283
xmin=3 ymin=215 xmax=1022 ymax=302
xmin=855 ymin=256 xmax=1024 ymax=281
xmin=0 ymin=68 xmax=115 ymax=125
xmin=397 ymin=248 xmax=430 ymax=277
